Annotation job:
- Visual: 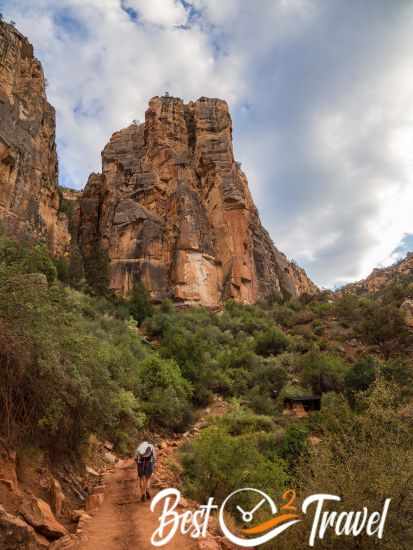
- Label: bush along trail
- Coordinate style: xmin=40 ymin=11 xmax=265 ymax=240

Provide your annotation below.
xmin=51 ymin=399 xmax=230 ymax=550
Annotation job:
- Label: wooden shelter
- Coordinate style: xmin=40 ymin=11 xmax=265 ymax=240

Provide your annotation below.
xmin=283 ymin=395 xmax=321 ymax=417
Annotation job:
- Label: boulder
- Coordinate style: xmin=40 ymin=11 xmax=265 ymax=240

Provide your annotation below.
xmin=20 ymin=497 xmax=68 ymax=540
xmin=0 ymin=505 xmax=49 ymax=549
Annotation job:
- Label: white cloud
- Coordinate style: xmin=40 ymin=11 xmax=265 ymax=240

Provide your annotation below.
xmin=124 ymin=0 xmax=188 ymax=26
xmin=3 ymin=0 xmax=244 ymax=187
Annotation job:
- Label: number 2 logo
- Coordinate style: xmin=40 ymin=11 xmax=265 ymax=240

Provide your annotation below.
xmin=281 ymin=489 xmax=297 ymax=512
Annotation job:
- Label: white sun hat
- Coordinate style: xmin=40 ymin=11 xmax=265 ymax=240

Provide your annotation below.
xmin=137 ymin=441 xmax=151 ymax=456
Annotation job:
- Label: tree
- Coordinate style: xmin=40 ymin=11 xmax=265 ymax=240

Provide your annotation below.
xmin=129 ymin=281 xmax=153 ymax=325
xmin=255 ymin=327 xmax=290 ymax=356
xmin=279 ymin=424 xmax=309 ymax=466
xmin=301 ymin=351 xmax=347 ymax=394
xmin=68 ymin=246 xmax=85 ymax=287
xmin=357 ymin=302 xmax=409 ymax=357
xmin=381 ymin=358 xmax=413 ymax=400
xmin=84 ymin=247 xmax=110 ymax=295
xmin=345 ymin=355 xmax=377 ymax=404
xmin=138 ymin=355 xmax=192 ymax=431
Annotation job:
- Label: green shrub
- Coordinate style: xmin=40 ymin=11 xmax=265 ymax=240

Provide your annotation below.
xmin=84 ymin=247 xmax=110 ymax=295
xmin=312 ymin=320 xmax=324 ymax=336
xmin=300 ymin=351 xmax=348 ymax=394
xmin=128 ymin=281 xmax=153 ymax=325
xmin=357 ymin=301 xmax=409 ymax=355
xmin=0 ymin=237 xmax=56 ymax=283
xmin=255 ymin=327 xmax=291 ymax=356
xmin=53 ymin=256 xmax=70 ymax=283
xmin=181 ymin=426 xmax=288 ymax=509
xmin=278 ymin=424 xmax=309 ymax=465
xmin=344 ymin=355 xmax=378 ymax=403
xmin=311 ymin=392 xmax=354 ymax=435
xmin=0 ymin=236 xmax=196 ymax=450
xmin=68 ymin=246 xmax=86 ymax=288
xmin=138 ymin=355 xmax=193 ymax=431
xmin=291 ymin=309 xmax=315 ymax=325
xmin=216 ymin=408 xmax=275 ymax=436
xmin=335 ymin=293 xmax=364 ymax=322
xmin=246 ymin=386 xmax=276 ymax=415
xmin=271 ymin=304 xmax=295 ymax=327
xmin=381 ymin=358 xmax=413 ymax=398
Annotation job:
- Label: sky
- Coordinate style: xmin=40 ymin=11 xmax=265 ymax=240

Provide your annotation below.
xmin=1 ymin=0 xmax=413 ymax=288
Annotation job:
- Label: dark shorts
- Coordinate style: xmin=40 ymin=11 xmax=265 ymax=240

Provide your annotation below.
xmin=137 ymin=458 xmax=154 ymax=479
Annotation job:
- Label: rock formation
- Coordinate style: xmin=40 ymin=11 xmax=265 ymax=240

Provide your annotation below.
xmin=0 ymin=21 xmax=316 ymax=306
xmin=78 ymin=95 xmax=317 ymax=306
xmin=0 ymin=505 xmax=50 ymax=549
xmin=0 ymin=21 xmax=69 ymax=254
xmin=343 ymin=252 xmax=413 ymax=295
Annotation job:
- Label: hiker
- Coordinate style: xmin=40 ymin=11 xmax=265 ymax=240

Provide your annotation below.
xmin=135 ymin=441 xmax=156 ymax=502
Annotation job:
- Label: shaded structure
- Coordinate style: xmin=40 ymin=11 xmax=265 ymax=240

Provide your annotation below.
xmin=284 ymin=395 xmax=321 ymax=417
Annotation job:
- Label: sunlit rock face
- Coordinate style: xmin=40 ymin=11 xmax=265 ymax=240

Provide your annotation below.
xmin=79 ymin=95 xmax=317 ymax=306
xmin=0 ymin=21 xmax=70 ymax=254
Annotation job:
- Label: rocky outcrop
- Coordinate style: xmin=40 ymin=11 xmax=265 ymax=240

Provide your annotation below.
xmin=343 ymin=252 xmax=413 ymax=295
xmin=0 ymin=21 xmax=69 ymax=255
xmin=78 ymin=95 xmax=317 ymax=306
xmin=20 ymin=497 xmax=67 ymax=540
xmin=0 ymin=505 xmax=49 ymax=549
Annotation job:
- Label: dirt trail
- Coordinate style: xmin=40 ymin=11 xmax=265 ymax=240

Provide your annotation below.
xmin=76 ymin=399 xmax=229 ymax=550
xmin=77 ymin=459 xmax=196 ymax=550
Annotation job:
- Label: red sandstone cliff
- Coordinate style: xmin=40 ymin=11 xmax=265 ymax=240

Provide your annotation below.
xmin=78 ymin=95 xmax=317 ymax=306
xmin=0 ymin=21 xmax=316 ymax=305
xmin=0 ymin=21 xmax=69 ymax=254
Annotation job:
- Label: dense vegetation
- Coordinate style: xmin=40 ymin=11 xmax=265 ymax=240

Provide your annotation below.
xmin=1 ymin=232 xmax=412 ymax=546
xmin=0 ymin=234 xmax=192 ymax=454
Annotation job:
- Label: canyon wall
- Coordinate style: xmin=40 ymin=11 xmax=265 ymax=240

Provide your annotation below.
xmin=78 ymin=95 xmax=317 ymax=306
xmin=0 ymin=21 xmax=316 ymax=306
xmin=0 ymin=21 xmax=69 ymax=254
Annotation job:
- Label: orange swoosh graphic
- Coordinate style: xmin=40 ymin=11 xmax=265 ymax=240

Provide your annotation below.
xmin=241 ymin=513 xmax=300 ymax=535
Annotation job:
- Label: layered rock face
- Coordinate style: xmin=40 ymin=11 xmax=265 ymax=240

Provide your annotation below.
xmin=0 ymin=21 xmax=69 ymax=254
xmin=79 ymin=95 xmax=317 ymax=306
